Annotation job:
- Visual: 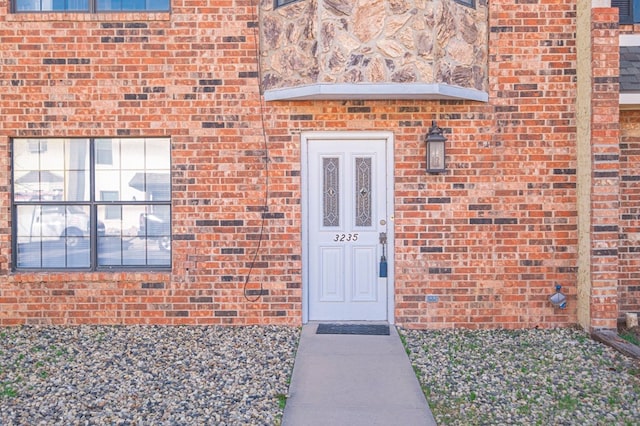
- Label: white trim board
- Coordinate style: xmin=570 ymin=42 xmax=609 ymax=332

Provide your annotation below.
xmin=620 ymin=34 xmax=640 ymax=47
xmin=620 ymin=93 xmax=640 ymax=109
xmin=265 ymin=83 xmax=489 ymax=102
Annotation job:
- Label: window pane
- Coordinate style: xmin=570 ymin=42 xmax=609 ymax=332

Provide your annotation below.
xmin=13 ymin=138 xmax=170 ymax=271
xmin=97 ymin=204 xmax=169 ymax=267
xmin=120 ymin=139 xmax=146 ymax=170
xmin=139 ymin=172 xmax=171 ymax=201
xmin=98 ymin=204 xmax=142 ymax=239
xmin=20 ymin=204 xmax=90 ymax=238
xmin=65 ymin=170 xmax=90 ymax=201
xmin=138 ymin=204 xmax=171 ymax=265
xmin=15 ymin=0 xmax=88 ymax=11
xmin=96 ymin=0 xmax=168 ymax=10
xmin=100 ymin=191 xmax=121 ymax=220
xmin=14 ymin=170 xmax=64 ymax=201
xmin=35 ymin=139 xmax=65 ymax=169
xmin=97 ymin=0 xmax=120 ymax=10
xmin=13 ymin=139 xmax=89 ymax=202
xmin=95 ymin=170 xmax=124 ymax=201
xmin=145 ymin=138 xmax=171 ymax=169
xmin=15 ymin=204 xmax=90 ymax=268
xmin=147 ymin=244 xmax=170 ymax=265
xmin=98 ymin=237 xmax=123 ymax=266
xmin=16 ymin=241 xmax=42 ymax=268
xmin=68 ymin=0 xmax=88 ymax=10
xmin=141 ymin=205 xmax=170 ymax=237
xmin=123 ymin=0 xmax=145 ymax=10
xmin=95 ymin=139 xmax=115 ymax=166
xmin=148 ymin=0 xmax=169 ymax=10
xmin=15 ymin=0 xmax=40 ymax=11
xmin=16 ymin=205 xmax=44 ymax=243
xmin=122 ymin=138 xmax=171 ymax=201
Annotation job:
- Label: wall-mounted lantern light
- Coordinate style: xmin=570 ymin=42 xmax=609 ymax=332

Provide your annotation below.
xmin=426 ymin=121 xmax=446 ymax=173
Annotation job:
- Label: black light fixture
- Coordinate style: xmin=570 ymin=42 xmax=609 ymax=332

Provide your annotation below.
xmin=426 ymin=120 xmax=446 ymax=173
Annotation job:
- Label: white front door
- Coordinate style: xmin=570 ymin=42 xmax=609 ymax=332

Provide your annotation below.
xmin=304 ymin=133 xmax=392 ymax=321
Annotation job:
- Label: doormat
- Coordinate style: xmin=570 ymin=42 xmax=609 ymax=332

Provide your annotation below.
xmin=316 ymin=324 xmax=390 ymax=335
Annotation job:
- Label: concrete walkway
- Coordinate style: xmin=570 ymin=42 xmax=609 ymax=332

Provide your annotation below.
xmin=282 ymin=323 xmax=437 ymax=426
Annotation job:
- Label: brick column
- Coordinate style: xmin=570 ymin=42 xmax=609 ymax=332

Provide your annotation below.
xmin=587 ymin=8 xmax=621 ymax=330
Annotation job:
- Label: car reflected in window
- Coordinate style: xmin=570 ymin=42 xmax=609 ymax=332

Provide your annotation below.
xmin=13 ymin=138 xmax=171 ymax=270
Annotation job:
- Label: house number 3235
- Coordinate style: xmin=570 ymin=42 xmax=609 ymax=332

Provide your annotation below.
xmin=333 ymin=233 xmax=359 ymax=242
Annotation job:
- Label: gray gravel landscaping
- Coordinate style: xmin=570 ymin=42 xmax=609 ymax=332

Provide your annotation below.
xmin=400 ymin=327 xmax=640 ymax=426
xmin=3 ymin=325 xmax=639 ymax=426
xmin=0 ymin=325 xmax=299 ymax=425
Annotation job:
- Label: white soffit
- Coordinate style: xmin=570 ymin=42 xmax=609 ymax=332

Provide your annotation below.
xmin=620 ymin=93 xmax=640 ymax=110
xmin=620 ymin=34 xmax=640 ymax=47
xmin=264 ymin=83 xmax=489 ymax=103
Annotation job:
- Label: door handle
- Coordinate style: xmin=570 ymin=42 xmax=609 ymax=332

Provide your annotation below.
xmin=379 ymin=232 xmax=387 ymax=278
xmin=379 ymin=232 xmax=387 ymax=245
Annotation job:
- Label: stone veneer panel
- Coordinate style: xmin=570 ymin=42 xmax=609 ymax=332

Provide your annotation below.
xmin=260 ymin=0 xmax=488 ymax=92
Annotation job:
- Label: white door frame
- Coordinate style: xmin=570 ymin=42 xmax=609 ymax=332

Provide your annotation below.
xmin=301 ymin=131 xmax=395 ymax=324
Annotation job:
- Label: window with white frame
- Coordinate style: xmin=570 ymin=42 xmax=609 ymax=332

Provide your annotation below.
xmin=12 ymin=138 xmax=171 ymax=270
xmin=13 ymin=0 xmax=169 ymax=12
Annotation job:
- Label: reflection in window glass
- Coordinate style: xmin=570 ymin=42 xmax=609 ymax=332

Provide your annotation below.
xmin=148 ymin=0 xmax=169 ymax=10
xmin=96 ymin=204 xmax=171 ymax=267
xmin=123 ymin=0 xmax=145 ymax=10
xmin=13 ymin=138 xmax=171 ymax=270
xmin=96 ymin=0 xmax=168 ymax=10
xmin=14 ymin=204 xmax=91 ymax=269
xmin=15 ymin=0 xmax=39 ymax=11
xmin=101 ymin=191 xmax=120 ymax=220
xmin=14 ymin=0 xmax=166 ymax=11
xmin=13 ymin=139 xmax=89 ymax=202
xmin=95 ymin=139 xmax=171 ymax=202
xmin=120 ymin=139 xmax=146 ymax=170
xmin=145 ymin=138 xmax=171 ymax=169
xmin=15 ymin=0 xmax=89 ymax=11
xmin=95 ymin=139 xmax=114 ymax=166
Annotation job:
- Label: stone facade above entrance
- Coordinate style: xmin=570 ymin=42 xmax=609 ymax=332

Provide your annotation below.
xmin=260 ymin=0 xmax=488 ymax=96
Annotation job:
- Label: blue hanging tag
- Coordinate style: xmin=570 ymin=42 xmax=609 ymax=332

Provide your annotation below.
xmin=379 ymin=255 xmax=387 ymax=278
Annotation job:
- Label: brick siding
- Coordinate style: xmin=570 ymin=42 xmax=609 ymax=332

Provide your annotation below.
xmin=0 ymin=0 xmax=635 ymax=328
xmin=620 ymin=110 xmax=640 ymax=316
xmin=589 ymin=8 xmax=621 ymax=330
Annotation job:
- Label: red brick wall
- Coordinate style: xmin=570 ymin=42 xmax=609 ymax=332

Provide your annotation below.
xmin=618 ymin=0 xmax=640 ymax=318
xmin=588 ymin=8 xmax=621 ymax=330
xmin=0 ymin=0 xmax=596 ymax=328
xmin=0 ymin=1 xmax=302 ymax=325
xmin=394 ymin=0 xmax=579 ymax=329
xmin=620 ymin=110 xmax=640 ymax=316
